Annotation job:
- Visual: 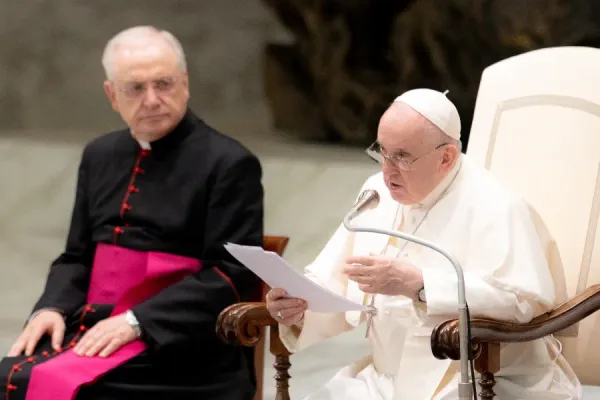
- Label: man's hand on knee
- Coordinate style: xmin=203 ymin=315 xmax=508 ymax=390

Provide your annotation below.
xmin=7 ymin=310 xmax=65 ymax=357
xmin=74 ymin=313 xmax=137 ymax=358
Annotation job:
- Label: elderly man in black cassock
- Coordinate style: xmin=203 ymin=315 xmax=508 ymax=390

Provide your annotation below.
xmin=0 ymin=26 xmax=263 ymax=400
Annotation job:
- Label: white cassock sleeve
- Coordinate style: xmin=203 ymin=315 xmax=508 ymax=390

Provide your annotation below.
xmin=415 ymin=199 xmax=556 ymax=324
xmin=278 ymin=222 xmax=358 ymax=352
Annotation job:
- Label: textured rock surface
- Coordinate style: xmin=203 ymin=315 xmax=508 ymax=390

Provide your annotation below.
xmin=261 ymin=0 xmax=600 ymax=148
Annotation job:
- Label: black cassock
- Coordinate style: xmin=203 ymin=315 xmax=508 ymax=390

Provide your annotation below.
xmin=0 ymin=110 xmax=264 ymax=400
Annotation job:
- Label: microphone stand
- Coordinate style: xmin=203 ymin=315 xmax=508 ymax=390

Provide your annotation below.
xmin=343 ymin=211 xmax=473 ymax=400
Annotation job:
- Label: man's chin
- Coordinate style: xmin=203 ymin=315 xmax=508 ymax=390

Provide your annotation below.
xmin=136 ymin=122 xmax=174 ymax=141
xmin=387 ymin=186 xmax=412 ymax=204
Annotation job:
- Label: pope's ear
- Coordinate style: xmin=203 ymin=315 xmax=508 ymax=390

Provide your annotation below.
xmin=441 ymin=145 xmax=459 ymax=170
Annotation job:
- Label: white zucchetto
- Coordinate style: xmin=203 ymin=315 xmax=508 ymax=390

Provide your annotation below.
xmin=394 ymin=88 xmax=461 ymax=141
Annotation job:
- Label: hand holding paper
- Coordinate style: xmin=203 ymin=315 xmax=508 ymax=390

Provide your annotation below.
xmin=265 ymin=288 xmax=307 ymax=326
xmin=224 ymin=243 xmax=368 ymax=313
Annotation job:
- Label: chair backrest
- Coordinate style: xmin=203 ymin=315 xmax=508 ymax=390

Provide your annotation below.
xmin=263 ymin=235 xmax=290 ymax=260
xmin=251 ymin=235 xmax=289 ymax=400
xmin=465 ymin=46 xmax=600 ymax=385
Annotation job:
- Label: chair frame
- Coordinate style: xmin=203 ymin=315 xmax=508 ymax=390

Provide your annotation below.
xmin=217 ymin=235 xmax=292 ymax=400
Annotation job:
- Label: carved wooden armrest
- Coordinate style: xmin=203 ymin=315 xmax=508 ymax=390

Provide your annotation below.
xmin=217 ymin=302 xmax=293 ymax=400
xmin=216 ymin=302 xmax=277 ymax=346
xmin=431 ymin=284 xmax=600 ymax=359
xmin=430 ymin=285 xmax=600 ymax=399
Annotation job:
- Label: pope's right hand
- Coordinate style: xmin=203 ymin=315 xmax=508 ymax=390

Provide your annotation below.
xmin=7 ymin=310 xmax=65 ymax=357
xmin=266 ymin=288 xmax=307 ymax=326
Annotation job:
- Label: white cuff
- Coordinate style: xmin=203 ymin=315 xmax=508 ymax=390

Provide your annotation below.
xmin=278 ymin=309 xmax=348 ymax=352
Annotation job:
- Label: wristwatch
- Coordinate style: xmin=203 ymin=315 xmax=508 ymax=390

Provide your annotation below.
xmin=125 ymin=310 xmax=142 ymax=338
xmin=417 ymin=286 xmax=427 ymax=303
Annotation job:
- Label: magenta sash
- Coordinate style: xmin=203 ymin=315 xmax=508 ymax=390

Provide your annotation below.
xmin=25 ymin=243 xmax=202 ymax=400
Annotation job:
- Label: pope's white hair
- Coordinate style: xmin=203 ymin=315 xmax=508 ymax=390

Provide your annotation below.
xmin=101 ymin=26 xmax=187 ymax=80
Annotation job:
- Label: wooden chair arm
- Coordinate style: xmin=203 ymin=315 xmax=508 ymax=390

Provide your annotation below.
xmin=216 ymin=302 xmax=277 ymax=347
xmin=431 ymin=284 xmax=600 ymax=361
xmin=430 ymin=285 xmax=600 ymax=398
xmin=217 ymin=302 xmax=293 ymax=400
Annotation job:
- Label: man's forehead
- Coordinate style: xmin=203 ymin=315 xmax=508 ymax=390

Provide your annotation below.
xmin=378 ymin=140 xmax=416 ymax=156
xmin=377 ymin=120 xmax=429 ymax=154
xmin=112 ymin=45 xmax=179 ymax=81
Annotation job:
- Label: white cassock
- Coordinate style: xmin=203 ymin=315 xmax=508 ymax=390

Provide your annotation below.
xmin=279 ymin=154 xmax=582 ymax=400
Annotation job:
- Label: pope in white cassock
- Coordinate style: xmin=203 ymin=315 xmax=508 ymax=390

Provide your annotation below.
xmin=266 ymin=88 xmax=582 ymax=399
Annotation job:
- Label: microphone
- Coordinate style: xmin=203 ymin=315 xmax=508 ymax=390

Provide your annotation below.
xmin=343 ymin=189 xmax=474 ymax=400
xmin=346 ymin=189 xmax=380 ymax=221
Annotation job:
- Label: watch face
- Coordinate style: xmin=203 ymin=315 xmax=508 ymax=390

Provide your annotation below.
xmin=125 ymin=311 xmax=139 ymax=327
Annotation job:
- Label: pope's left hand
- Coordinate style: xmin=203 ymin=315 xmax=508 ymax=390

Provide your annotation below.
xmin=74 ymin=314 xmax=137 ymax=358
xmin=343 ymin=254 xmax=424 ymax=298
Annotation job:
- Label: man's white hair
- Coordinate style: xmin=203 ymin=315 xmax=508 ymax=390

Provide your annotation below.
xmin=101 ymin=26 xmax=187 ymax=80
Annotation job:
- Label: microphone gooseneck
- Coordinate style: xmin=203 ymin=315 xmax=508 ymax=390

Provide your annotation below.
xmin=343 ymin=189 xmax=475 ymax=400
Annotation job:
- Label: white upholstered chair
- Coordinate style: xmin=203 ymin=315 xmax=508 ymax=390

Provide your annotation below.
xmin=431 ymin=46 xmax=600 ymax=398
xmin=218 ymin=46 xmax=600 ymax=400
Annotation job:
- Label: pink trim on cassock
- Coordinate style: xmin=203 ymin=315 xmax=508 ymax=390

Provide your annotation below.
xmin=25 ymin=243 xmax=202 ymax=400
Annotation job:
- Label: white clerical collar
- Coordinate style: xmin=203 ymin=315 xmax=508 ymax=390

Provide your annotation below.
xmin=137 ymin=139 xmax=151 ymax=150
xmin=130 ymin=131 xmax=152 ymax=150
xmin=412 ymin=155 xmax=462 ymax=210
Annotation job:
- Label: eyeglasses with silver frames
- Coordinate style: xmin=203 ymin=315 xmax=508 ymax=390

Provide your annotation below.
xmin=365 ymin=141 xmax=449 ymax=171
xmin=117 ymin=76 xmax=178 ymax=99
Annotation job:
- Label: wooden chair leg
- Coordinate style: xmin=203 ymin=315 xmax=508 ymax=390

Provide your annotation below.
xmin=474 ymin=342 xmax=500 ymax=399
xmin=274 ymin=354 xmax=291 ymax=400
xmin=270 ymin=324 xmax=292 ymax=400
xmin=253 ymin=327 xmax=266 ymax=400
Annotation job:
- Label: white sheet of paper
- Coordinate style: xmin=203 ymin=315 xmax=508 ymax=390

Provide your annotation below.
xmin=224 ymin=243 xmax=368 ymax=313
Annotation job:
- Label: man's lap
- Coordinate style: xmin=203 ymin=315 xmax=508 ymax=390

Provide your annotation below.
xmin=0 ymin=310 xmax=255 ymax=400
xmin=1 ymin=344 xmax=254 ymax=400
xmin=303 ymin=363 xmax=394 ymax=400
